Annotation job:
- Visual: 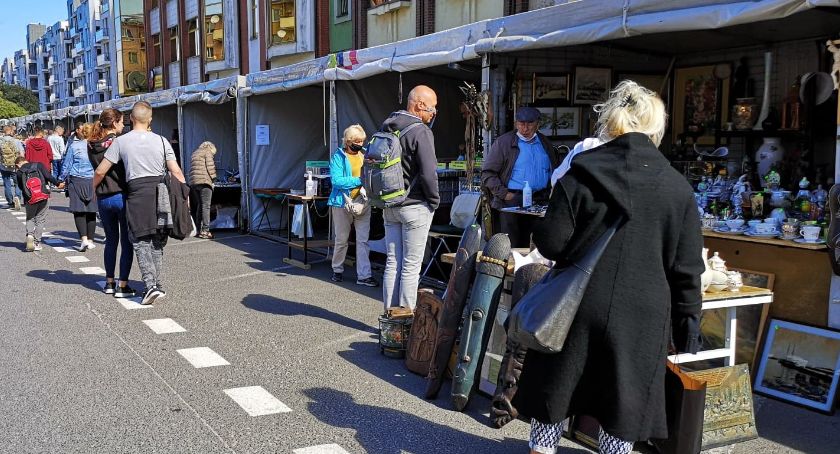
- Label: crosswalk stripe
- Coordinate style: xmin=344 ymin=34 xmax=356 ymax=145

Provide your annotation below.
xmin=143 ymin=318 xmax=186 ymax=334
xmin=293 ymin=445 xmax=350 ymax=454
xmin=51 ymin=246 xmax=74 ymax=253
xmin=224 ymin=386 xmax=292 ymax=416
xmin=43 ymin=239 xmax=64 ymax=245
xmin=65 ymin=255 xmax=90 ymax=263
xmin=79 ymin=267 xmax=106 ymax=275
xmin=116 ymin=297 xmax=151 ymax=310
xmin=177 ymin=347 xmax=230 ymax=368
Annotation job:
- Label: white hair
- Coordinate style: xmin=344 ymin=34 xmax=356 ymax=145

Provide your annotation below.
xmin=342 ymin=124 xmax=366 ymax=144
xmin=594 ymin=80 xmax=667 ymax=146
xmin=197 ymin=141 xmax=217 ymax=154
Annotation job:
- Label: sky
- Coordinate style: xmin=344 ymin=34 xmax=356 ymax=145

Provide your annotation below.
xmin=0 ymin=1 xmax=69 ymax=61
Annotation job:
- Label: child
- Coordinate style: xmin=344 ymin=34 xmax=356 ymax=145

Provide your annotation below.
xmin=15 ymin=156 xmax=61 ymax=252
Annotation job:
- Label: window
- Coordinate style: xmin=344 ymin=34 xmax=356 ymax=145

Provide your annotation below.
xmin=187 ymin=20 xmax=199 ymax=58
xmin=150 ymin=0 xmax=159 ymax=8
xmin=169 ymin=26 xmax=179 ymax=61
xmin=152 ymin=33 xmax=161 ymax=67
xmin=269 ymin=0 xmax=295 ymax=46
xmin=335 ymin=0 xmax=349 ymax=19
xmin=204 ymin=0 xmax=225 ymax=61
xmin=128 ymin=52 xmax=138 ymax=64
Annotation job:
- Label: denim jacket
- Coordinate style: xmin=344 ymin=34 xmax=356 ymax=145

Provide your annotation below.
xmin=60 ymin=139 xmax=95 ymax=180
xmin=328 ymin=147 xmax=363 ymax=208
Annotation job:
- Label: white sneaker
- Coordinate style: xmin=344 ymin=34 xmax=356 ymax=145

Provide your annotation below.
xmin=79 ymin=241 xmax=89 ymax=252
xmin=13 ymin=196 xmax=21 ymax=211
xmin=33 ymin=243 xmax=42 ymax=251
xmin=86 ymin=241 xmax=96 ymax=250
xmin=25 ymin=234 xmax=35 ymax=252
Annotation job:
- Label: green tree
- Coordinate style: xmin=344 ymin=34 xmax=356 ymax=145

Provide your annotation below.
xmin=0 ymin=83 xmax=39 ymax=114
xmin=0 ymin=97 xmax=27 ymax=119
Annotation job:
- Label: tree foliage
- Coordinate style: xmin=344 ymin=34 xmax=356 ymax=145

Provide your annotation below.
xmin=0 ymin=83 xmax=39 ymax=114
xmin=0 ymin=97 xmax=27 ymax=119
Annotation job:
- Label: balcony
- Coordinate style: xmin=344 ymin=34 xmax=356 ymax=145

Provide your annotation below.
xmin=73 ymin=86 xmax=86 ymax=98
xmin=48 ymin=75 xmax=55 ymax=86
xmin=49 ymin=93 xmax=56 ymax=104
xmin=72 ymin=64 xmax=85 ymax=78
xmin=96 ymin=53 xmax=109 ymax=68
xmin=96 ymin=79 xmax=109 ymax=92
xmin=95 ymin=29 xmax=109 ymax=44
xmin=73 ymin=42 xmax=84 ymax=56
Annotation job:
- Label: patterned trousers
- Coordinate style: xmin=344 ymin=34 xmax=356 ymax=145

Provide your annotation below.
xmin=530 ymin=418 xmax=634 ymax=454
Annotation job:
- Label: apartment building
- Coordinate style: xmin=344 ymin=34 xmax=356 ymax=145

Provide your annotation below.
xmin=104 ymin=0 xmax=149 ymax=97
xmin=66 ymin=0 xmax=114 ymax=104
xmin=1 ymin=59 xmax=17 ymax=86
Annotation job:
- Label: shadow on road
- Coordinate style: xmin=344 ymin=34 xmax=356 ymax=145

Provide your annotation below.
xmin=0 ymin=240 xmax=25 ymax=251
xmin=241 ymin=293 xmax=377 ymax=333
xmin=26 ymin=269 xmax=101 ymax=290
xmin=303 ymin=387 xmax=550 ymax=454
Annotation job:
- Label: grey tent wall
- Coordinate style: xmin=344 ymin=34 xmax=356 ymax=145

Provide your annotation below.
xmin=151 ymin=105 xmax=179 ymax=144
xmin=246 ymin=85 xmax=329 ymax=231
xmin=181 ymin=101 xmax=239 ymax=180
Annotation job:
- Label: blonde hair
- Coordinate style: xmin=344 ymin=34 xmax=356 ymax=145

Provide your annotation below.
xmin=594 ymin=80 xmax=667 ymax=146
xmin=342 ymin=124 xmax=366 ymax=145
xmin=77 ymin=122 xmax=95 ymax=140
xmin=196 ymin=141 xmax=217 ymax=155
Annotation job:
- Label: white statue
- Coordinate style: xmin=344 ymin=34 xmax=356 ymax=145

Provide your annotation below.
xmin=731 ymin=174 xmax=749 ymax=215
xmin=828 ymin=40 xmax=840 ymax=90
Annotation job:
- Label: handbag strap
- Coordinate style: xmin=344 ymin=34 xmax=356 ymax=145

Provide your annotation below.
xmin=572 ymin=215 xmax=626 ymax=274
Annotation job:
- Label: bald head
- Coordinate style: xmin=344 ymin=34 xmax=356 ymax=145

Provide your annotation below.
xmin=406 ymin=85 xmax=438 ymax=125
xmin=131 ymin=101 xmax=153 ymax=126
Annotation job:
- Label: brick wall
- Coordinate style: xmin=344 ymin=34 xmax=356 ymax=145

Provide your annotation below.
xmin=353 ymin=0 xmax=367 ymax=50
xmin=505 ymin=0 xmax=529 ymax=15
xmin=416 ymin=0 xmax=435 ymax=36
xmin=316 ymin=0 xmax=331 ymax=57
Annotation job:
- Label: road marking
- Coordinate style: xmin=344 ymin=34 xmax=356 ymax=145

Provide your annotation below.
xmin=51 ymin=246 xmax=74 ymax=253
xmin=177 ymin=347 xmax=230 ymax=368
xmin=293 ymin=445 xmax=350 ymax=454
xmin=116 ymin=297 xmax=151 ymax=310
xmin=41 ymin=232 xmax=53 ymax=237
xmin=21 ymin=221 xmax=26 ymax=225
xmin=223 ymin=386 xmax=292 ymax=416
xmin=79 ymin=266 xmax=106 ymax=275
xmin=143 ymin=318 xmax=186 ymax=334
xmin=43 ymin=238 xmax=64 ymax=245
xmin=65 ymin=255 xmax=90 ymax=263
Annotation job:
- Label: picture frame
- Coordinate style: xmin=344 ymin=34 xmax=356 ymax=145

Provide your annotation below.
xmin=754 ymin=319 xmax=840 ymax=414
xmin=686 ymin=364 xmax=759 ymax=450
xmin=536 ymin=107 xmax=555 ymax=137
xmin=573 ymin=66 xmax=612 ymax=105
xmin=532 ymin=72 xmax=570 ymax=102
xmin=616 ymin=72 xmax=670 ymax=106
xmin=554 ymin=107 xmax=582 ymax=137
xmin=672 ymin=64 xmax=731 ymax=145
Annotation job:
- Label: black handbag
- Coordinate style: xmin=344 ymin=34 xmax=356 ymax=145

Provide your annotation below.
xmin=507 ymin=216 xmax=624 ymax=353
xmin=652 ymin=361 xmax=706 ymax=454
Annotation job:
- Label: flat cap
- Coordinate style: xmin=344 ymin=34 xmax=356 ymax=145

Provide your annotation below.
xmin=515 ymin=106 xmax=540 ymax=123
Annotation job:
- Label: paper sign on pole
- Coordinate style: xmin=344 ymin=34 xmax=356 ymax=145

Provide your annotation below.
xmin=255 ymin=125 xmax=270 ymax=145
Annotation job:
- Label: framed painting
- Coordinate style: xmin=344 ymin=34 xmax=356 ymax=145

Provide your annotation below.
xmin=536 ymin=107 xmax=555 ymax=137
xmin=754 ymin=319 xmax=840 ymax=414
xmin=555 ymin=107 xmax=582 ymax=137
xmin=672 ymin=64 xmax=731 ymax=145
xmin=573 ymin=66 xmax=612 ymax=105
xmin=533 ymin=72 xmax=570 ymax=103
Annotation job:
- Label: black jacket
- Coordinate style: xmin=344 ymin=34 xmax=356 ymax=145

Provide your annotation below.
xmin=88 ymin=134 xmax=127 ymax=197
xmin=16 ymin=162 xmax=58 ymax=204
xmin=380 ymin=111 xmax=440 ymax=210
xmin=513 ymin=133 xmax=704 ymax=442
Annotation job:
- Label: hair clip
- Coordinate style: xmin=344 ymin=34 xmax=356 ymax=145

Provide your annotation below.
xmin=620 ymin=95 xmax=634 ymax=107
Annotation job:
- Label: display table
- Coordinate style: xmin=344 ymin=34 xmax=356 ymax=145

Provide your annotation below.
xmin=283 ymin=194 xmax=331 ymax=270
xmin=253 ymin=188 xmax=290 ymax=234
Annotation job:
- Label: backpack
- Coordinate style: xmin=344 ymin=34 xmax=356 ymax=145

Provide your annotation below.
xmin=1 ymin=138 xmax=18 ymax=169
xmin=362 ymin=122 xmax=422 ymax=208
xmin=405 ymin=288 xmax=443 ymax=376
xmin=21 ymin=167 xmax=49 ymax=204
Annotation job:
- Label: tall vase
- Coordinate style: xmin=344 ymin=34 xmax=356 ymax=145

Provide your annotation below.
xmin=755 ymin=137 xmax=785 ymax=184
xmin=753 ymin=51 xmax=772 ymax=130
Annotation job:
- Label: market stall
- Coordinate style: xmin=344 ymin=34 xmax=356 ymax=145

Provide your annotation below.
xmin=140 ymin=88 xmax=181 ymax=161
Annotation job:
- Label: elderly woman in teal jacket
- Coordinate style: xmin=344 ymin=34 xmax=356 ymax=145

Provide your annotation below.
xmin=328 ymin=124 xmax=378 ymax=287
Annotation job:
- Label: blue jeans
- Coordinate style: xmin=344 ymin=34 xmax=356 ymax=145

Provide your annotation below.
xmin=382 ymin=203 xmax=434 ymax=311
xmin=98 ymin=193 xmax=133 ymax=282
xmin=1 ymin=169 xmax=21 ymax=205
xmin=52 ymin=159 xmax=63 ymax=182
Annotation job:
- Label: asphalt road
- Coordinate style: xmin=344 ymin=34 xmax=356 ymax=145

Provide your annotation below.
xmin=0 ymin=197 xmax=837 ymax=454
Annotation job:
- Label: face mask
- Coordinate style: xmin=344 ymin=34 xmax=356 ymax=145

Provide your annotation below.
xmin=517 ymin=132 xmax=536 ymax=142
xmin=349 ymin=143 xmax=363 ymax=152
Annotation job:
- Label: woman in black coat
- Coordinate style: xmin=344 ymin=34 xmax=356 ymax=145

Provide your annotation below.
xmin=514 ymin=81 xmax=705 ymax=454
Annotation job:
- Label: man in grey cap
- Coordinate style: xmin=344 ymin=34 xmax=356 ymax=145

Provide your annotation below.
xmin=481 ymin=106 xmax=559 ymax=247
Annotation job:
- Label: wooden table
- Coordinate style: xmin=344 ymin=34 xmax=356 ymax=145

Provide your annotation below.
xmin=283 ymin=194 xmax=331 ymax=270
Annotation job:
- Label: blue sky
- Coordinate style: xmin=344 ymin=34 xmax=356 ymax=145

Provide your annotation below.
xmin=0 ymin=1 xmax=69 ymax=61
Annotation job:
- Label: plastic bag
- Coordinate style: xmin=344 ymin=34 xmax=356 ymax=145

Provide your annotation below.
xmin=291 ymin=204 xmax=313 ymax=238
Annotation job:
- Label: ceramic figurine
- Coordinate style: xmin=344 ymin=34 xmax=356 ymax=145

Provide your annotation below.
xmin=709 ymin=251 xmax=727 ymax=272
xmin=697 ymin=176 xmax=709 ymax=193
xmin=706 ymin=269 xmax=730 ymax=293
xmin=764 ymin=169 xmax=781 ymax=191
xmin=730 ymin=175 xmax=749 ymax=216
xmin=726 ymin=270 xmax=743 ymax=292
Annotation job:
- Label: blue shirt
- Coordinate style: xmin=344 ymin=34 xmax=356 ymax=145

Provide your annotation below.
xmin=60 ymin=139 xmax=95 ymax=180
xmin=508 ymin=136 xmax=552 ymax=191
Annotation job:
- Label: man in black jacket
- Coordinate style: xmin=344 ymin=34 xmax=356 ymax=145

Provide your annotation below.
xmin=381 ymin=85 xmax=440 ymax=311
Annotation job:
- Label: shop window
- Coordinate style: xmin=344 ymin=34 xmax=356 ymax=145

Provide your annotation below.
xmin=269 ymin=0 xmax=296 ymax=46
xmin=187 ymin=20 xmax=199 ymax=58
xmin=335 ymin=0 xmax=349 ymax=20
xmin=204 ymin=0 xmax=225 ymax=62
xmin=169 ymin=26 xmax=179 ymax=61
xmin=128 ymin=52 xmax=139 ymax=64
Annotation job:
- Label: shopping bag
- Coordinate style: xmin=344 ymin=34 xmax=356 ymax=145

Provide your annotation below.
xmin=652 ymin=361 xmax=707 ymax=454
xmin=291 ymin=204 xmax=313 ymax=238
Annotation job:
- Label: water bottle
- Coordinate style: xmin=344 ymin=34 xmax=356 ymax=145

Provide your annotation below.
xmin=522 ymin=180 xmax=532 ymax=208
xmin=305 ymin=171 xmax=316 ymax=197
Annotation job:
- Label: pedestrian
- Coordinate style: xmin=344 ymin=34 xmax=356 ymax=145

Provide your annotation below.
xmin=328 ymin=124 xmax=378 ymax=287
xmin=188 ymin=141 xmax=217 ymax=239
xmin=512 ymin=81 xmax=704 ymax=454
xmin=0 ymin=125 xmax=25 ymax=210
xmin=24 ymin=126 xmax=53 ymax=176
xmin=67 ymin=123 xmax=82 ymax=147
xmin=15 ymin=156 xmax=61 ymax=252
xmin=93 ymin=101 xmax=187 ymax=306
xmin=380 ymin=85 xmax=440 ymax=311
xmin=59 ymin=123 xmax=98 ymax=252
xmin=480 ymin=106 xmax=560 ymax=247
xmin=88 ymin=108 xmax=135 ymax=298
xmin=48 ymin=125 xmax=66 ymax=183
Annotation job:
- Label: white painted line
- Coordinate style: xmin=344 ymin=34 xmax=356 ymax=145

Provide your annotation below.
xmin=143 ymin=318 xmax=186 ymax=334
xmin=293 ymin=445 xmax=350 ymax=454
xmin=224 ymin=386 xmax=292 ymax=416
xmin=51 ymin=246 xmax=74 ymax=253
xmin=65 ymin=255 xmax=90 ymax=263
xmin=177 ymin=347 xmax=230 ymax=368
xmin=79 ymin=267 xmax=106 ymax=275
xmin=116 ymin=297 xmax=152 ymax=310
xmin=21 ymin=221 xmax=26 ymax=225
xmin=43 ymin=238 xmax=64 ymax=245
xmin=41 ymin=232 xmax=53 ymax=237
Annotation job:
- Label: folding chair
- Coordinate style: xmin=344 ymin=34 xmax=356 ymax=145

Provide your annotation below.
xmin=421 ymin=192 xmax=482 ymax=286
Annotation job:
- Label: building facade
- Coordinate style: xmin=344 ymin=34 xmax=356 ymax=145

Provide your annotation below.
xmin=105 ymin=0 xmax=149 ymax=97
xmin=2 ymin=58 xmax=17 ymax=86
